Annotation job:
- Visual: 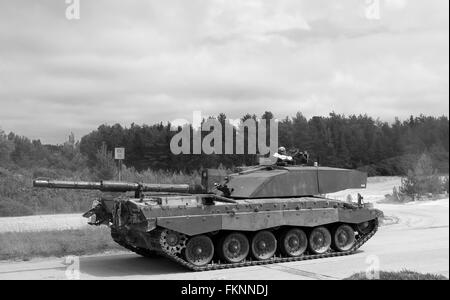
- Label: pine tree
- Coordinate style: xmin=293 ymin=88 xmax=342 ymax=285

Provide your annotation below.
xmin=0 ymin=129 xmax=14 ymax=164
xmin=93 ymin=143 xmax=116 ymax=180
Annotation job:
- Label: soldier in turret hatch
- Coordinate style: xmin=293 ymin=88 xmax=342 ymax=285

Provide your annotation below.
xmin=273 ymin=146 xmax=294 ymax=166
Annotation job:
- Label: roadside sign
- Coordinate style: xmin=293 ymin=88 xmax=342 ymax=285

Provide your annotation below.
xmin=115 ymin=147 xmax=125 ymax=181
xmin=115 ymin=147 xmax=125 ymax=160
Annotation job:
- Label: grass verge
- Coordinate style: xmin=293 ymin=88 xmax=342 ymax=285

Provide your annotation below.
xmin=0 ymin=226 xmax=123 ymax=261
xmin=345 ymin=270 xmax=448 ymax=280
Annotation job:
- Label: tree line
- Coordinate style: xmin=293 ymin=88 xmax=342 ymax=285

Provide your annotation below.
xmin=1 ymin=112 xmax=449 ymax=177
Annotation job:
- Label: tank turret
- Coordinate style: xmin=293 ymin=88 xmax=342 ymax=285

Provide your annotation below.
xmin=212 ymin=165 xmax=367 ymax=198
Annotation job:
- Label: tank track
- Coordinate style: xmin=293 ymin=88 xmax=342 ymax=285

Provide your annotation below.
xmin=152 ymin=221 xmax=379 ymax=272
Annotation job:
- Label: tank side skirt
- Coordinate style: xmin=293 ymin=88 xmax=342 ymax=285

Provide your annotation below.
xmin=155 ymin=208 xmax=375 ymax=235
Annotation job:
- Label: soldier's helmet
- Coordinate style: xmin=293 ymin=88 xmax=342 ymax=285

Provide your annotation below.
xmin=278 ymin=146 xmax=286 ymax=154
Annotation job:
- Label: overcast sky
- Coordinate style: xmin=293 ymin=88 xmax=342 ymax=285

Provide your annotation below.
xmin=0 ymin=0 xmax=448 ymax=144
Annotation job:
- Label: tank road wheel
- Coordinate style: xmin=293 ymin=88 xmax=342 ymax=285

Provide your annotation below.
xmin=308 ymin=227 xmax=332 ymax=255
xmin=219 ymin=232 xmax=250 ymax=263
xmin=184 ymin=235 xmax=214 ymax=267
xmin=251 ymin=231 xmax=277 ymax=260
xmin=279 ymin=228 xmax=308 ymax=257
xmin=332 ymin=224 xmax=356 ymax=252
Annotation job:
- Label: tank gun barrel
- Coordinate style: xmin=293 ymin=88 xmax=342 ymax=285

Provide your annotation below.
xmin=33 ymin=179 xmax=204 ymax=194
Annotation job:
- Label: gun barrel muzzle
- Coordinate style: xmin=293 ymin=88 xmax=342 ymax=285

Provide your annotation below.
xmin=33 ymin=179 xmax=103 ymax=190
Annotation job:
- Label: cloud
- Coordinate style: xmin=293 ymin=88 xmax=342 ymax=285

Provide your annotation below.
xmin=0 ymin=0 xmax=448 ymax=144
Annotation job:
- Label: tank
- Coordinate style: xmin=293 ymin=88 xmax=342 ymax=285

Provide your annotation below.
xmin=33 ymin=165 xmax=382 ymax=271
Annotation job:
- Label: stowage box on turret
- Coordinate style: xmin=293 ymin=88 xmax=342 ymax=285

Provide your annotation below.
xmin=33 ymin=164 xmax=382 ymax=271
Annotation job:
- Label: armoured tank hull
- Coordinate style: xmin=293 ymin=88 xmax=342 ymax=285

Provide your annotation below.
xmin=108 ymin=195 xmax=380 ymax=271
xmin=33 ymin=165 xmax=382 ymax=271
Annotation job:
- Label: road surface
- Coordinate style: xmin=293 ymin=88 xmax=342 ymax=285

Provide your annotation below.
xmin=0 ymin=198 xmax=448 ymax=280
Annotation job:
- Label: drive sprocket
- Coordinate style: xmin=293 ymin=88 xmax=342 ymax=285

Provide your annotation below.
xmin=160 ymin=229 xmax=188 ymax=255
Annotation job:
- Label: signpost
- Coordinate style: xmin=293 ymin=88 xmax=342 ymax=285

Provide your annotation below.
xmin=115 ymin=147 xmax=125 ymax=181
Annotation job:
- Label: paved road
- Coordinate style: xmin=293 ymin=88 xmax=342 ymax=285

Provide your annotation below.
xmin=0 ymin=199 xmax=447 ymax=280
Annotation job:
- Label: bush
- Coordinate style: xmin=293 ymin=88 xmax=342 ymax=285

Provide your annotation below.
xmin=32 ymin=167 xmax=60 ymax=179
xmin=400 ymin=153 xmax=448 ymax=200
xmin=345 ymin=269 xmax=448 ymax=280
xmin=443 ymin=177 xmax=449 ymax=193
xmin=0 ymin=167 xmax=99 ymax=216
xmin=121 ymin=166 xmax=201 ymax=185
xmin=0 ymin=198 xmax=34 ymax=217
